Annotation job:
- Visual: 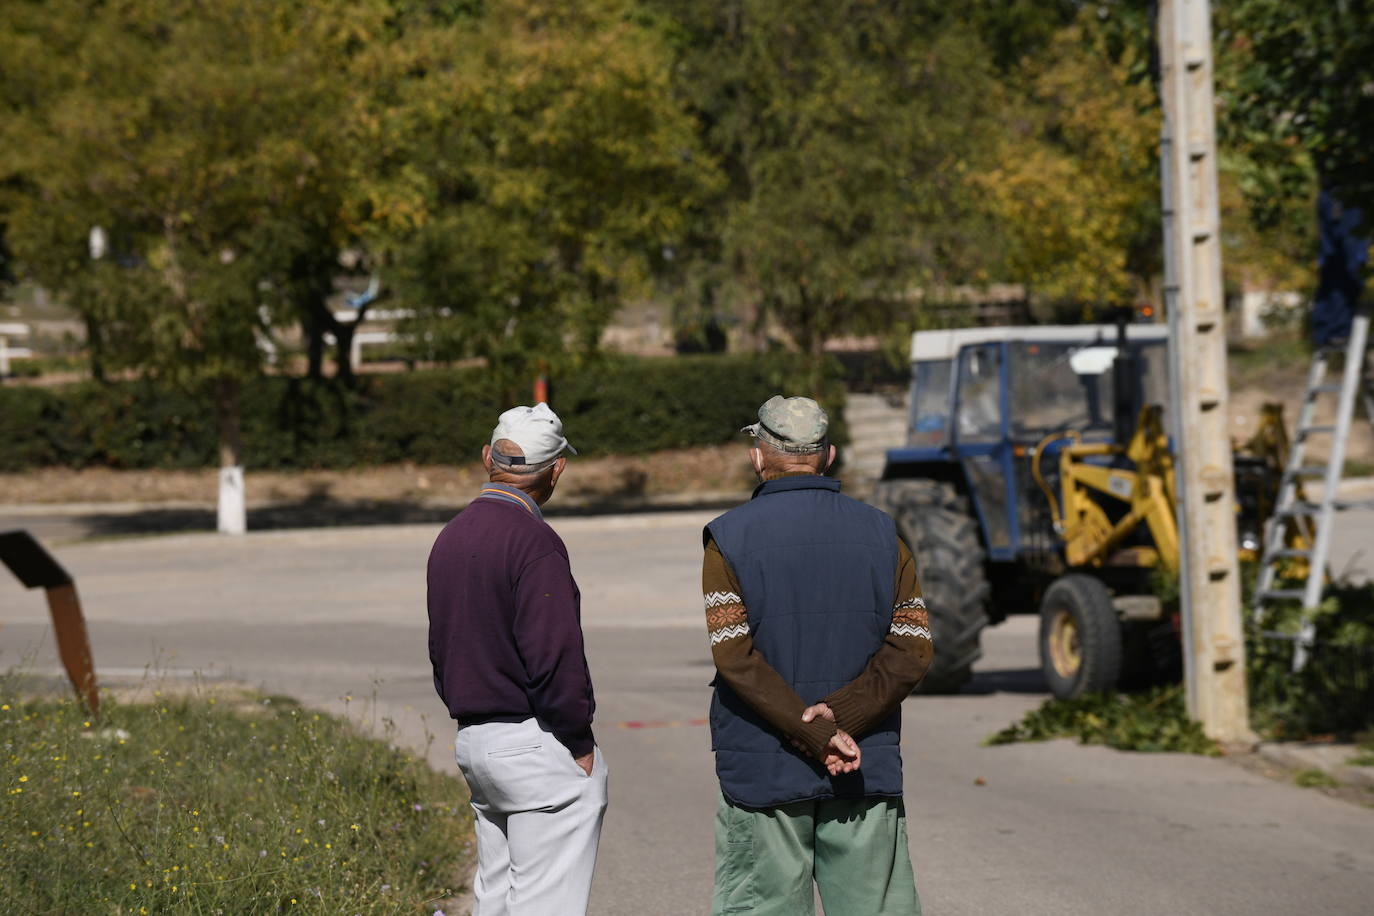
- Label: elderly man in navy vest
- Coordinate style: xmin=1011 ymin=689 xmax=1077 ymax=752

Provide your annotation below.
xmin=428 ymin=404 xmax=606 ymax=916
xmin=703 ymin=395 xmax=933 ymax=915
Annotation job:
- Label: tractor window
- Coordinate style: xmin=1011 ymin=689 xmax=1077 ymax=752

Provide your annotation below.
xmin=1137 ymin=341 xmax=1170 ymax=412
xmin=955 ymin=344 xmax=1002 ymax=441
xmin=1008 ymin=342 xmax=1114 ymax=438
xmin=908 ymin=359 xmax=953 ymax=447
xmin=1008 ymin=340 xmax=1172 ymax=439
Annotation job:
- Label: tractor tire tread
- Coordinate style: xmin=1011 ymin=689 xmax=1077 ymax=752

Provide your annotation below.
xmin=874 ymin=479 xmax=991 ymax=695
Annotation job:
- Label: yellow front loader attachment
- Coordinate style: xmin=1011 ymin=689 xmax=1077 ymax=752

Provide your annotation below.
xmin=1033 ymin=405 xmax=1180 ymax=574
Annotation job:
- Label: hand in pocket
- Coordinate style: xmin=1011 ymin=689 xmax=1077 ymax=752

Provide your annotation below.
xmin=574 ymin=749 xmax=594 ymax=776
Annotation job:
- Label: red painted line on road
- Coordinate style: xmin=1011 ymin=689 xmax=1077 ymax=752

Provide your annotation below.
xmin=616 ymin=718 xmax=708 ymax=730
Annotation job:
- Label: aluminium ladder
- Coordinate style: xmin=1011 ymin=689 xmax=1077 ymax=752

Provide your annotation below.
xmin=1252 ymin=306 xmax=1374 ymax=667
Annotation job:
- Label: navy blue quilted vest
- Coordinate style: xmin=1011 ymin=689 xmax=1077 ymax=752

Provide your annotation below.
xmin=706 ymin=475 xmax=903 ymax=808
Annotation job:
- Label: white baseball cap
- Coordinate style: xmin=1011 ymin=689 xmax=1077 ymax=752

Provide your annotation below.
xmin=489 ymin=403 xmax=577 ymax=471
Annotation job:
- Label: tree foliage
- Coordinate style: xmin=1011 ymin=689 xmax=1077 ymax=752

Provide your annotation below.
xmin=0 ymin=0 xmax=377 ymax=386
xmin=0 ymin=0 xmax=390 ymax=468
xmin=371 ymin=0 xmax=714 ymax=384
xmin=1217 ymin=0 xmax=1374 ymax=224
xmin=651 ymin=1 xmax=1003 ymax=362
xmin=972 ymin=10 xmax=1160 ymax=314
xmin=0 ymin=0 xmax=1352 ymax=431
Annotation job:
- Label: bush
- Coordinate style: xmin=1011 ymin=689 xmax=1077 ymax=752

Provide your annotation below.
xmin=985 ymin=685 xmax=1220 ymax=755
xmin=1248 ymin=581 xmax=1374 ymax=738
xmin=0 ymin=683 xmax=471 ymax=913
xmin=0 ymin=353 xmax=846 ymax=471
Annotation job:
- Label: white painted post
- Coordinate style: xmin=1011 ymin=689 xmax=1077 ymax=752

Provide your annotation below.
xmin=217 ymin=466 xmax=247 ymax=535
xmin=1159 ymin=0 xmax=1252 ymax=743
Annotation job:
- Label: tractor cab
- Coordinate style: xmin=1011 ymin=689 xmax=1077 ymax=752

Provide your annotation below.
xmin=889 ymin=324 xmax=1170 ymax=561
xmin=872 ymin=324 xmax=1173 ymax=695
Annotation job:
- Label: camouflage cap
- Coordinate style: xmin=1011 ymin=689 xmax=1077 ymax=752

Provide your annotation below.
xmin=741 ymin=395 xmax=829 ymax=454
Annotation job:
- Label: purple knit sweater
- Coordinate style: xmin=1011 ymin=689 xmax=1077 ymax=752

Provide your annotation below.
xmin=426 ymin=485 xmax=596 ymax=756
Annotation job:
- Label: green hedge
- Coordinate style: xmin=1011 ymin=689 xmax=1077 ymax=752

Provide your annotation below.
xmin=0 ymin=354 xmax=846 ymax=471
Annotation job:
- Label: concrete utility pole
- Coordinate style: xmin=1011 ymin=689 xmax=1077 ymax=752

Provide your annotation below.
xmin=1158 ymin=0 xmax=1253 ymax=743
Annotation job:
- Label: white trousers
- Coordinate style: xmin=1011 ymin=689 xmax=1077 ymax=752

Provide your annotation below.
xmin=455 ymin=718 xmax=608 ymax=916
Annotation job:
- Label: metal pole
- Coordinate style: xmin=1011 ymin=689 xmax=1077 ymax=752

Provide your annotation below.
xmin=1159 ymin=0 xmax=1252 ymax=743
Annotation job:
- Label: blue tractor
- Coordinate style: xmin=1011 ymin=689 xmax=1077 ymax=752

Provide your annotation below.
xmin=870 ymin=323 xmax=1183 ymax=695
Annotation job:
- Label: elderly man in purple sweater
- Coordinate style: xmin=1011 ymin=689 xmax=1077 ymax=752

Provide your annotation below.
xmin=427 ymin=404 xmax=606 ymax=916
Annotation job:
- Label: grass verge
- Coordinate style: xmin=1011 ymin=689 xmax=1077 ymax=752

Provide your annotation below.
xmin=1 ymin=680 xmax=472 ymax=914
xmin=1294 ymin=768 xmax=1340 ymax=789
xmin=984 ymin=685 xmax=1219 ymax=755
xmin=1349 ymin=731 xmax=1374 ymax=767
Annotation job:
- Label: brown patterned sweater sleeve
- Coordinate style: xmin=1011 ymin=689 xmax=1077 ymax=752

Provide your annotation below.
xmin=822 ymin=538 xmax=934 ymax=739
xmin=704 ymin=537 xmax=839 ymax=761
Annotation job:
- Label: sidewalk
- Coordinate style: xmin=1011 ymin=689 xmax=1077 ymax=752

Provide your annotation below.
xmin=1256 ymin=741 xmax=1374 ymax=789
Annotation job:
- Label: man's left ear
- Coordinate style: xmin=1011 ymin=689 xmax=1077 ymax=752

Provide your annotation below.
xmin=824 ymin=444 xmax=836 ymax=473
xmin=549 ymin=455 xmax=568 ymax=485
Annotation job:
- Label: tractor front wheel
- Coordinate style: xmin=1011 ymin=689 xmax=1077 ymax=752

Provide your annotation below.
xmin=1038 ymin=574 xmax=1122 ymax=700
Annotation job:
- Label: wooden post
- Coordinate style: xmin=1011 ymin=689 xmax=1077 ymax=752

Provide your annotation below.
xmin=0 ymin=530 xmax=100 ymax=717
xmin=1158 ymin=0 xmax=1252 ymax=743
xmin=45 ymin=584 xmax=99 ymax=715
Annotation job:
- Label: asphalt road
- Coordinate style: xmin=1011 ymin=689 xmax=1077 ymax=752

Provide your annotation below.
xmin=3 ymin=509 xmax=1373 ymax=915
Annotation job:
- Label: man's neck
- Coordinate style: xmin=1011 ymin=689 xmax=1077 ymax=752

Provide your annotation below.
xmin=760 ymin=469 xmax=823 ymax=482
xmin=480 ymin=480 xmax=547 ymax=517
xmin=491 ymin=481 xmax=540 ymax=498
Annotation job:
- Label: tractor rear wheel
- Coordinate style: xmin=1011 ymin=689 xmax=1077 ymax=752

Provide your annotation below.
xmin=874 ymin=479 xmax=991 ymax=694
xmin=1038 ymin=574 xmax=1122 ymax=699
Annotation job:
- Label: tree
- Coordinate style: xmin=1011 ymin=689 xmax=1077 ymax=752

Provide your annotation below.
xmin=1216 ymin=0 xmax=1374 ymax=225
xmin=364 ymin=0 xmax=714 ymax=389
xmin=646 ymin=1 xmax=1002 ymax=380
xmin=970 ymin=10 xmax=1160 ymax=316
xmin=0 ymin=0 xmax=385 ymax=530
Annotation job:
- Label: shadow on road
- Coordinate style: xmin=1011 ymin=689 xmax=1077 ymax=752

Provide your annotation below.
xmin=69 ymin=502 xmax=460 ymax=538
xmin=63 ymin=494 xmax=747 ymax=540
xmin=961 ymin=666 xmax=1047 ymax=695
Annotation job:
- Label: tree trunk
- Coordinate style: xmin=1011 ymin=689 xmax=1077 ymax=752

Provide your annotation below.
xmin=304 ymin=305 xmax=326 ymax=380
xmin=215 ymin=375 xmax=246 ymax=535
xmin=85 ymin=316 xmax=106 ymax=382
xmin=332 ymin=301 xmax=371 ymax=387
xmin=791 ymin=292 xmax=828 ymax=397
xmin=333 ymin=319 xmax=357 ymax=386
xmin=302 ymin=293 xmax=364 ymax=387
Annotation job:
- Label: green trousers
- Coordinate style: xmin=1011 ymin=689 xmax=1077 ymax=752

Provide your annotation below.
xmin=711 ymin=791 xmax=922 ymax=916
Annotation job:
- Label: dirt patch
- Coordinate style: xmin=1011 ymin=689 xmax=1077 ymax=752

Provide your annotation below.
xmin=0 ymin=445 xmax=759 ymax=507
xmin=1227 ymin=340 xmax=1374 ymax=467
xmin=1230 ymin=383 xmax=1374 ymax=466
